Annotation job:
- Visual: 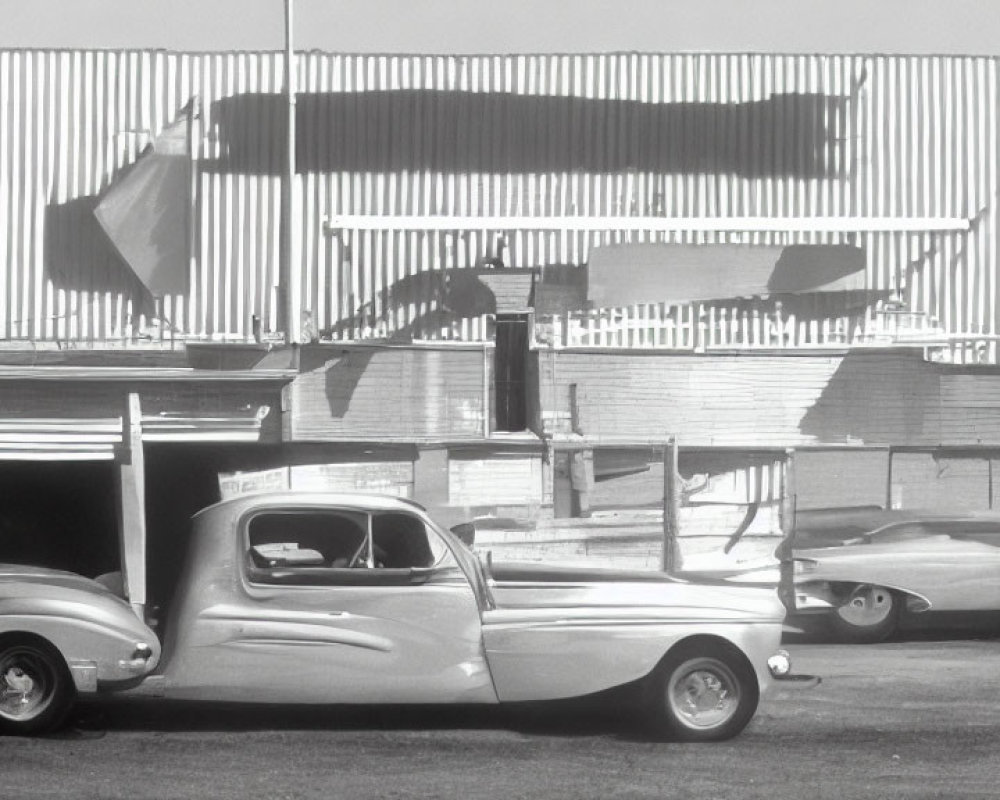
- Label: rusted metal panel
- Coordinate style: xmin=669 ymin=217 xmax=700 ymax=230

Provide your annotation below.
xmin=2 ymin=50 xmax=999 ymax=352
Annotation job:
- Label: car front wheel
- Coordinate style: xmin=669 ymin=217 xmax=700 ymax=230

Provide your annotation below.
xmin=828 ymin=583 xmax=898 ymax=644
xmin=0 ymin=637 xmax=74 ymax=736
xmin=644 ymin=640 xmax=759 ymax=742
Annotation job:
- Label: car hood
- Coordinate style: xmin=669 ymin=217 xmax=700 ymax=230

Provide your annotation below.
xmin=487 ymin=561 xmax=785 ymax=622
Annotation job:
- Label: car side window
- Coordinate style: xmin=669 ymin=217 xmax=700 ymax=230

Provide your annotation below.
xmin=244 ymin=508 xmax=457 ymax=586
xmin=247 ymin=510 xmax=368 ymax=574
xmin=370 ymin=512 xmax=449 ymax=568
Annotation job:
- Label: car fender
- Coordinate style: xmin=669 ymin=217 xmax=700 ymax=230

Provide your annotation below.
xmin=796 ymin=576 xmax=932 ymax=613
xmin=481 ymin=608 xmax=782 ymax=702
xmin=0 ymin=595 xmax=160 ymax=692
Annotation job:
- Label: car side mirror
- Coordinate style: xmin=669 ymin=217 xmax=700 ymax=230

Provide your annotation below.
xmin=450 ymin=522 xmax=476 ymax=547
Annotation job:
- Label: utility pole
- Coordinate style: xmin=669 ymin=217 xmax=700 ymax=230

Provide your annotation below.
xmin=277 ymin=0 xmax=299 ymax=342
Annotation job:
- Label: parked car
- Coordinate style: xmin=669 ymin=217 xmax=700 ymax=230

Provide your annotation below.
xmin=0 ymin=492 xmax=803 ymax=741
xmin=729 ymin=509 xmax=1000 ymax=643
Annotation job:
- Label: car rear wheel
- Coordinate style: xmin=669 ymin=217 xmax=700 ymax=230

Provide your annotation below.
xmin=828 ymin=584 xmax=898 ymax=644
xmin=0 ymin=637 xmax=74 ymax=736
xmin=644 ymin=640 xmax=759 ymax=742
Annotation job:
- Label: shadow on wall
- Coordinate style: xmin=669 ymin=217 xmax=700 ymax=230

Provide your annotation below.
xmin=43 ymin=195 xmax=153 ymax=313
xmin=322 ymin=269 xmax=500 ymax=341
xmin=204 ymin=90 xmax=850 ymax=178
xmin=766 ymin=245 xmax=866 ymax=294
xmin=799 ymin=352 xmax=936 ymax=445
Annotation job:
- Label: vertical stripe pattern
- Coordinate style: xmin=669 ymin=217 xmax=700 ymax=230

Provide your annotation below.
xmin=1 ymin=51 xmax=998 ymax=350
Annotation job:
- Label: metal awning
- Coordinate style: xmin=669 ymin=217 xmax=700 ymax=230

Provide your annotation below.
xmin=0 ymin=419 xmax=122 ymax=461
xmin=0 ymin=408 xmax=272 ymax=459
xmin=141 ymin=408 xmax=270 ymax=442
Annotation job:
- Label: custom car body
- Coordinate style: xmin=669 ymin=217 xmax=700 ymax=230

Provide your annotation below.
xmin=731 ymin=510 xmax=1000 ymax=643
xmin=0 ymin=492 xmax=798 ymax=740
xmin=0 ymin=565 xmax=161 ymax=733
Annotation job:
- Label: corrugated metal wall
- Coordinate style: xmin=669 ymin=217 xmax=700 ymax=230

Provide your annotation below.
xmin=1 ymin=51 xmax=998 ymax=343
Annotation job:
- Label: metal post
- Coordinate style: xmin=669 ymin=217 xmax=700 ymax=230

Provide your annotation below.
xmin=662 ymin=436 xmax=680 ymax=574
xmin=781 ymin=448 xmax=797 ymax=535
xmin=183 ymin=95 xmax=199 ymax=350
xmin=886 ymin=448 xmax=894 ymax=509
xmin=117 ymin=393 xmax=147 ymax=618
xmin=278 ymin=0 xmax=299 ymax=342
xmin=778 ymin=448 xmax=797 ymax=612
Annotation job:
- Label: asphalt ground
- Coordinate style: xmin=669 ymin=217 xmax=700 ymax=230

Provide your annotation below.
xmin=4 ymin=628 xmax=1000 ymax=800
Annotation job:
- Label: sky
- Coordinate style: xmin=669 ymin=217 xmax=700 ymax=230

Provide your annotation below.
xmin=2 ymin=0 xmax=1000 ymax=55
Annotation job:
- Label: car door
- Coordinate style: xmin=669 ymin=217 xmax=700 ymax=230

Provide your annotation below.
xmin=170 ymin=504 xmax=496 ymax=704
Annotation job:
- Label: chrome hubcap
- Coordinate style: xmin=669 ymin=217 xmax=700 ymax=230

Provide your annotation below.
xmin=667 ymin=658 xmax=741 ymax=730
xmin=0 ymin=649 xmax=54 ymax=721
xmin=837 ymin=585 xmax=893 ymax=627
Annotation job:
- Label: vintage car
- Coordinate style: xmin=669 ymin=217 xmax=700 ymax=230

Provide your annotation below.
xmin=730 ymin=509 xmax=1000 ymax=643
xmin=0 ymin=492 xmax=801 ymax=741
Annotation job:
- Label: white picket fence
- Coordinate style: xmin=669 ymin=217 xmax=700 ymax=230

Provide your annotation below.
xmin=538 ymin=302 xmax=1000 ymax=364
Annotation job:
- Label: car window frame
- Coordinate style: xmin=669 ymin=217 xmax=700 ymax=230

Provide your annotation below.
xmin=239 ymin=503 xmax=461 ymax=588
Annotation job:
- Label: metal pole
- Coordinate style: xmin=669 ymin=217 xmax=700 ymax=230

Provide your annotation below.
xmin=778 ymin=448 xmax=797 ymax=612
xmin=278 ymin=0 xmax=298 ymax=342
xmin=885 ymin=448 xmax=894 ymax=509
xmin=662 ymin=436 xmax=680 ymax=574
xmin=117 ymin=393 xmax=147 ymax=618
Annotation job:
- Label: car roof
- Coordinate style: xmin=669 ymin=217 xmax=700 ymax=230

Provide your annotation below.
xmin=193 ymin=491 xmax=429 ymax=520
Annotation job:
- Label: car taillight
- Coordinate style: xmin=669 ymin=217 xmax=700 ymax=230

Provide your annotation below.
xmin=793 ymin=558 xmax=818 ymax=575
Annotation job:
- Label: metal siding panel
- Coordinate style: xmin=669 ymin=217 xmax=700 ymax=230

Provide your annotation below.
xmin=448 ymin=454 xmax=541 ymax=506
xmin=795 ymin=449 xmax=889 ymax=510
xmin=0 ymin=51 xmax=8 ymax=337
xmin=891 ymin=452 xmax=991 ymax=510
xmin=2 ymin=51 xmax=1000 ymax=351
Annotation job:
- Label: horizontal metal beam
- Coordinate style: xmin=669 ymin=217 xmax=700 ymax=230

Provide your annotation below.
xmin=0 ymin=449 xmax=117 ymax=461
xmin=325 ymin=215 xmax=972 ymax=234
xmin=0 ymin=367 xmax=297 ymax=382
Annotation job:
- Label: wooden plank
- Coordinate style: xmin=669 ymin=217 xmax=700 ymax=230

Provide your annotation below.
xmin=662 ymin=437 xmax=680 ymax=574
